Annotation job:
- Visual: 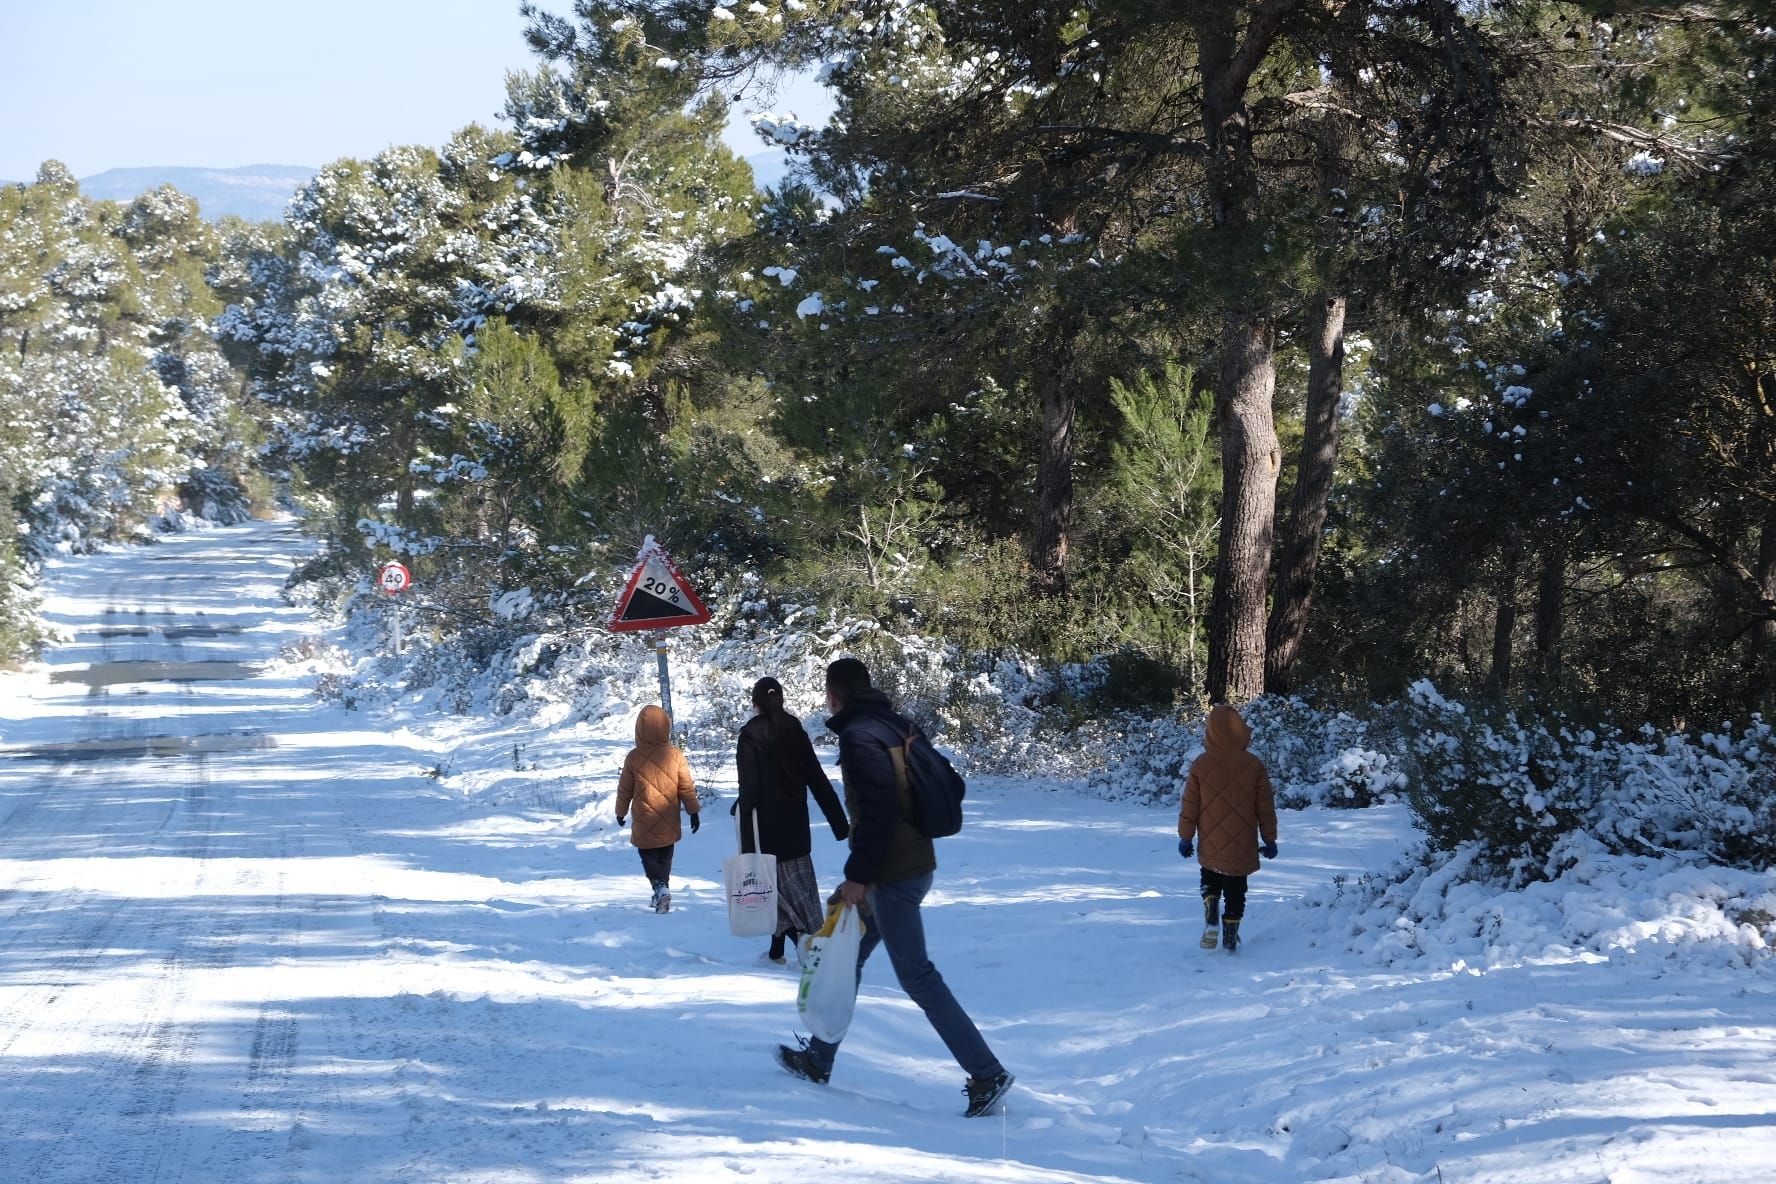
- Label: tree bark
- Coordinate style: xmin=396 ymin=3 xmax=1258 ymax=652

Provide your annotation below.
xmin=1030 ymin=337 xmax=1077 ymax=596
xmin=1753 ymin=506 xmax=1776 ymax=710
xmin=1199 ymin=6 xmax=1287 ymax=703
xmin=394 ymin=399 xmax=416 ymax=521
xmin=1533 ymin=538 xmax=1566 ymax=680
xmin=1484 ymin=542 xmax=1519 ymax=697
xmin=1265 ymin=293 xmax=1346 ymax=692
xmin=1206 ymin=316 xmax=1282 ymax=703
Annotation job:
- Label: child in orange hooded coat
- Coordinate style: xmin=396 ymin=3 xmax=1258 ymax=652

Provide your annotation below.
xmin=615 ymin=704 xmax=701 ymax=913
xmin=1178 ymin=704 xmax=1279 ymax=952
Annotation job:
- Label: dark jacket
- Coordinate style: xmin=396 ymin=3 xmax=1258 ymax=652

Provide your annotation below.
xmin=827 ymin=688 xmax=936 ymax=885
xmin=735 ymin=712 xmax=849 ymax=859
xmin=1179 ymin=704 xmax=1278 ymax=877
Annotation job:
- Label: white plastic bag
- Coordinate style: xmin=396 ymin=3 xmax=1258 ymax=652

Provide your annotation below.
xmin=723 ymin=812 xmax=778 ymax=938
xmin=797 ymin=901 xmax=864 ymax=1042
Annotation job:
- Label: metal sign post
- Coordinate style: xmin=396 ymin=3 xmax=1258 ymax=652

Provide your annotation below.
xmin=654 ymin=633 xmax=673 ymax=723
xmin=610 ymin=537 xmax=708 ymax=740
xmin=378 ymin=562 xmax=412 ymax=658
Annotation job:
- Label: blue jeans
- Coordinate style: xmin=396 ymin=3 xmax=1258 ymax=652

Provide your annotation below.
xmin=807 ymin=872 xmax=1003 ymax=1080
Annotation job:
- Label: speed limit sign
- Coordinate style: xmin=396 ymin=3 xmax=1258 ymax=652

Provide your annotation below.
xmin=377 ymin=562 xmax=411 ymax=596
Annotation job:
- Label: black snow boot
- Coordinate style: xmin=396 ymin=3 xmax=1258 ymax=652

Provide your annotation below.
xmin=1222 ymin=918 xmax=1242 ymax=953
xmin=776 ymin=1039 xmax=830 ymax=1085
xmin=1200 ymin=893 xmax=1221 ymax=950
xmin=963 ymin=1070 xmax=1016 ymax=1118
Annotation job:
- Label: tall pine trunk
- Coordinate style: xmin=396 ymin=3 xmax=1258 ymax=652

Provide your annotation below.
xmin=394 ymin=406 xmax=416 ymax=521
xmin=1533 ymin=538 xmax=1566 ymax=680
xmin=1485 ymin=542 xmax=1520 ymax=697
xmin=1030 ymin=339 xmax=1077 ymax=595
xmin=1753 ymin=506 xmax=1776 ymax=710
xmin=1199 ymin=11 xmax=1285 ymax=703
xmin=1206 ymin=316 xmax=1281 ymax=702
xmin=1265 ymin=293 xmax=1346 ymax=692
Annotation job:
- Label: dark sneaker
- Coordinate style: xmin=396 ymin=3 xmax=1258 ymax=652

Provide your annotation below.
xmin=963 ymin=1070 xmax=1015 ymax=1118
xmin=1222 ymin=918 xmax=1241 ymax=953
xmin=776 ymin=1040 xmax=830 ymax=1085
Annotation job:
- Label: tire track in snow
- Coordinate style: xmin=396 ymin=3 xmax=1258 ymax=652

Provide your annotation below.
xmin=1 ymin=574 xmax=250 ymax=1183
xmin=0 ymin=582 xmax=160 ymax=1058
xmin=190 ymin=826 xmax=314 ymax=1184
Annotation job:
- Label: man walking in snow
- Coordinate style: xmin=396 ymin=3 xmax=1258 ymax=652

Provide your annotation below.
xmin=1178 ymin=703 xmax=1279 ymax=952
xmin=775 ymin=657 xmax=1014 ymax=1118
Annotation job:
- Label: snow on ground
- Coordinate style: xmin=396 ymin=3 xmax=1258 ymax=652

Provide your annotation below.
xmin=1 ymin=522 xmax=1773 ymax=1182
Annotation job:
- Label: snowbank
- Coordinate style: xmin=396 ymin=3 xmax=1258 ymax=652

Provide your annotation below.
xmin=1305 ymin=834 xmax=1776 ymax=972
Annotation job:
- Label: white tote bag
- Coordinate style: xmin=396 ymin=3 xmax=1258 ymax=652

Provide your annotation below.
xmin=723 ymin=811 xmax=779 ymax=938
xmin=796 ymin=901 xmax=864 ymax=1043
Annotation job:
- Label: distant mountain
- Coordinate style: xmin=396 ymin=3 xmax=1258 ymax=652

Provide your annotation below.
xmin=5 ymin=155 xmax=793 ymax=220
xmin=75 ymin=165 xmax=316 ymax=223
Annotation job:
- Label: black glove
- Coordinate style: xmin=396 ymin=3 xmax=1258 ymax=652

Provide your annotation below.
xmin=1178 ymin=838 xmax=1193 ymax=858
xmin=834 ymin=822 xmax=850 ymax=842
xmin=1261 ymin=839 xmax=1278 ymax=859
xmin=689 ymin=813 xmax=701 ymax=834
xmin=616 ymin=815 xmax=626 ymax=827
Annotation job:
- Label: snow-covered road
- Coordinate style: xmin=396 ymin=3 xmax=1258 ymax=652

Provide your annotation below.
xmin=1 ymin=523 xmax=1772 ymax=1183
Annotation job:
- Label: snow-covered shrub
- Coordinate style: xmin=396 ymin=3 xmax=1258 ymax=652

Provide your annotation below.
xmin=176 ymin=465 xmax=256 ymax=525
xmin=1304 ymin=833 xmax=1776 ymax=970
xmin=1082 ymin=713 xmax=1202 ymax=803
xmin=0 ymin=544 xmax=45 ymax=663
xmin=1077 ymin=697 xmax=1409 ymax=808
xmin=1401 ymin=680 xmax=1776 ymax=877
xmin=1591 ymin=716 xmax=1776 ymax=869
xmin=1400 ymin=680 xmax=1589 ymax=879
xmin=1239 ymin=697 xmax=1405 ymax=808
xmin=1317 ymin=745 xmax=1409 ymax=807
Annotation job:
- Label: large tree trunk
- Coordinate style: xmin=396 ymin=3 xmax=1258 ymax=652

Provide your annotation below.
xmin=1199 ymin=9 xmax=1286 ymax=703
xmin=1484 ymin=542 xmax=1520 ymax=697
xmin=1206 ymin=316 xmax=1282 ymax=703
xmin=1265 ymin=292 xmax=1346 ymax=692
xmin=1753 ymin=506 xmax=1776 ymax=710
xmin=394 ymin=398 xmax=417 ymax=521
xmin=1029 ymin=339 xmax=1077 ymax=596
xmin=1533 ymin=538 xmax=1566 ymax=680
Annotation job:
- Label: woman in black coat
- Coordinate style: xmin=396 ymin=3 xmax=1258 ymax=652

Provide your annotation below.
xmin=735 ymin=677 xmax=849 ymax=963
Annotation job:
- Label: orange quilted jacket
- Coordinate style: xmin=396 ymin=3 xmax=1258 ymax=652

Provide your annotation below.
xmin=1178 ymin=705 xmax=1278 ymax=876
xmin=616 ymin=705 xmax=700 ymax=849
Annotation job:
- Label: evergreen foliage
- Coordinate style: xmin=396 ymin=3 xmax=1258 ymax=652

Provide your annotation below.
xmin=1 ymin=0 xmax=1769 ymax=726
xmin=0 ymin=167 xmax=267 ymax=661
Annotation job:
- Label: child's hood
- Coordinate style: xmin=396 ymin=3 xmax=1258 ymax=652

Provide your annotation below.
xmin=634 ymin=704 xmax=672 ymax=747
xmin=1204 ymin=704 xmax=1252 ymax=754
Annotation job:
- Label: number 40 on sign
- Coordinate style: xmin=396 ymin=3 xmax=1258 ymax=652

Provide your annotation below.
xmin=378 ymin=562 xmax=411 ymax=595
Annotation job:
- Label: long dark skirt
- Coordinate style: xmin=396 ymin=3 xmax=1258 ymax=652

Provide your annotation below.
xmin=776 ymin=854 xmax=824 ymax=937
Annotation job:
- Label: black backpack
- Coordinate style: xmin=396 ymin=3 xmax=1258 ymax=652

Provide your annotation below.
xmin=889 ymin=726 xmax=968 ymax=838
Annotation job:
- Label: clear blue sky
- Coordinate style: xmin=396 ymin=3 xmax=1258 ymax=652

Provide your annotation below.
xmin=0 ymin=0 xmax=829 ymax=180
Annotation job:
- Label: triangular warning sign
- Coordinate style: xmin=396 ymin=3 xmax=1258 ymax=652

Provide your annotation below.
xmin=609 ymin=536 xmax=711 ymax=632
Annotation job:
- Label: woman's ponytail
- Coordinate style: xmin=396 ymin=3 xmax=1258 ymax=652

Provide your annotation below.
xmin=750 ymin=677 xmax=799 ymax=798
